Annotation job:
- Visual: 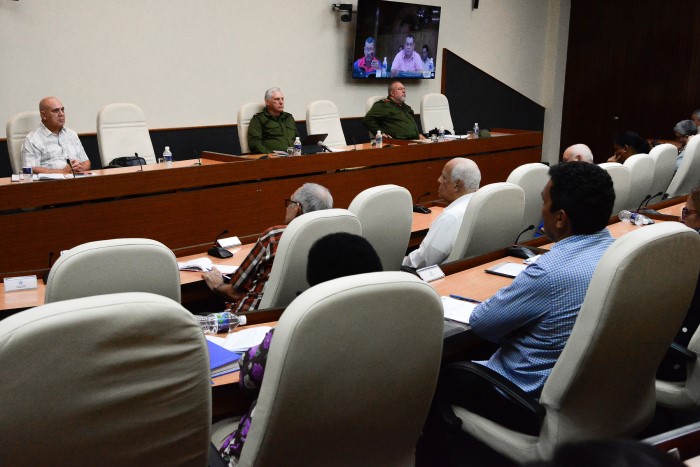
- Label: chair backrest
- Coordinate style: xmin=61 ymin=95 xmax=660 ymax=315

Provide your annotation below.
xmin=366 ymin=95 xmax=384 ymax=112
xmin=667 ymin=135 xmax=700 ymax=199
xmin=237 ymin=102 xmax=265 ymax=154
xmin=348 ymin=184 xmax=413 ymax=271
xmin=623 ymin=153 xmax=655 ymax=210
xmin=649 ymin=143 xmax=678 ymax=198
xmin=239 ymin=271 xmax=444 ymax=467
xmin=258 ymin=209 xmax=362 ymax=309
xmin=506 ymin=163 xmax=550 ymax=241
xmin=306 ymin=100 xmax=347 ymax=148
xmin=0 ymin=292 xmax=211 ymax=466
xmin=420 ymin=93 xmax=455 ymax=135
xmin=598 ymin=162 xmax=631 ymax=216
xmin=445 ymin=182 xmax=525 ymax=263
xmin=97 ymin=103 xmax=156 ymax=165
xmin=537 ymin=223 xmax=700 ymax=458
xmin=6 ymin=111 xmax=41 ymax=173
xmin=45 ymin=238 xmax=181 ymax=303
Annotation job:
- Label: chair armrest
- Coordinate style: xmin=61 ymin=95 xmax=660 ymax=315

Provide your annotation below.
xmin=670 ymin=342 xmax=697 ymax=362
xmin=442 ymin=361 xmax=545 ymax=418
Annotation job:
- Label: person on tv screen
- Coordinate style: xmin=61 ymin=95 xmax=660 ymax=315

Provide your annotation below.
xmin=421 ymin=44 xmax=431 ymax=69
xmin=353 ymin=36 xmax=380 ymax=78
xmin=390 ymin=34 xmax=424 ymax=77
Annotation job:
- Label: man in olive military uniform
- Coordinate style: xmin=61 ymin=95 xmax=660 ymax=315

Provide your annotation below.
xmin=363 ymin=80 xmax=425 ymax=140
xmin=248 ymin=87 xmax=299 ymax=154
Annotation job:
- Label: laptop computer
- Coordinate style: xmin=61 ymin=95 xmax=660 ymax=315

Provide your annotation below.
xmin=302 ymin=133 xmax=328 ymax=155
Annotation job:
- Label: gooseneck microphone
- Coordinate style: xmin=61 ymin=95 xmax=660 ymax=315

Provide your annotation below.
xmin=65 ymin=158 xmax=76 ymax=178
xmin=413 ymin=191 xmax=432 ymax=214
xmin=135 ymin=152 xmax=144 ymax=172
xmin=635 ymin=194 xmax=652 ymax=213
xmin=318 ymin=141 xmax=333 ymax=153
xmin=642 ymin=191 xmax=664 ymax=209
xmin=208 ymin=229 xmax=234 ymax=258
xmin=506 ymin=225 xmax=537 ymax=259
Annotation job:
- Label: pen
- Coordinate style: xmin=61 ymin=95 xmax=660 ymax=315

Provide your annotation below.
xmin=449 ymin=294 xmax=481 ymax=304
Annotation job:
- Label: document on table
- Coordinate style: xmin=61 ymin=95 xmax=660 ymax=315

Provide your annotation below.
xmin=485 ymin=262 xmax=528 ymax=279
xmin=441 ymin=296 xmax=478 ymax=324
xmin=207 ymin=326 xmax=273 ymax=352
xmin=178 ymin=257 xmax=238 ymax=275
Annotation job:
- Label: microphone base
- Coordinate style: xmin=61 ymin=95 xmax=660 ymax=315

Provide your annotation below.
xmin=507 ymin=245 xmax=538 ymax=259
xmin=208 ymin=247 xmax=233 ymax=259
xmin=413 ymin=205 xmax=432 ymax=214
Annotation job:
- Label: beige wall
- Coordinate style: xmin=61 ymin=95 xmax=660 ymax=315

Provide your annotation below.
xmin=0 ymin=0 xmax=569 ymax=162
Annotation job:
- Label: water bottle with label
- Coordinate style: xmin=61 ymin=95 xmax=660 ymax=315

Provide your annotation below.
xmin=618 ymin=210 xmax=654 ymax=226
xmin=375 ymin=130 xmax=383 ymax=148
xmin=293 ymin=137 xmax=302 ymax=156
xmin=195 ymin=311 xmax=247 ymax=335
xmin=382 ymin=57 xmax=388 ymax=77
xmin=429 ymin=58 xmax=434 ymax=78
xmin=21 ymin=164 xmax=33 ymax=182
xmin=438 ymin=126 xmax=445 ymax=142
xmin=473 ymin=123 xmax=480 ymax=139
xmin=163 ymin=146 xmax=173 ymax=168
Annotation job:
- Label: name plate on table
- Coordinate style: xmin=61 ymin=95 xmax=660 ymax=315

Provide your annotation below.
xmin=416 ymin=265 xmax=445 ymax=282
xmin=4 ymin=275 xmax=38 ymax=292
xmin=217 ymin=236 xmax=242 ymax=248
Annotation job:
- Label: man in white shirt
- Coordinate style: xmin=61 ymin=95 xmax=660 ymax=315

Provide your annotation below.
xmin=403 ymin=158 xmax=481 ymax=269
xmin=21 ymin=96 xmax=90 ymax=174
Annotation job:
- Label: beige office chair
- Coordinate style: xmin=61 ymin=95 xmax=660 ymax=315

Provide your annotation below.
xmin=446 ymin=222 xmax=700 ymax=463
xmin=506 ymin=163 xmax=550 ymax=241
xmin=45 ymin=238 xmax=181 ymax=303
xmin=234 ymin=271 xmax=444 ymax=466
xmin=6 ymin=111 xmax=41 ymax=173
xmin=649 ymin=143 xmax=678 ymax=198
xmin=444 ymin=183 xmax=526 ymax=263
xmin=598 ymin=162 xmax=631 ymax=216
xmin=656 ymin=325 xmax=700 ymax=410
xmin=366 ymin=95 xmax=384 ymax=112
xmin=667 ymin=135 xmax=700 ymax=199
xmin=623 ymin=153 xmax=654 ymax=210
xmin=306 ymin=100 xmax=347 ymax=148
xmin=258 ymin=209 xmax=362 ymax=309
xmin=97 ymin=103 xmax=156 ymax=165
xmin=420 ymin=93 xmax=455 ymax=135
xmin=237 ymin=102 xmax=265 ymax=154
xmin=0 ymin=292 xmax=211 ymax=465
xmin=348 ymin=184 xmax=412 ymax=271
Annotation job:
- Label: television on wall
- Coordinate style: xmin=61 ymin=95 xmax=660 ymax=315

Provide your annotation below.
xmin=352 ymin=0 xmax=441 ymax=80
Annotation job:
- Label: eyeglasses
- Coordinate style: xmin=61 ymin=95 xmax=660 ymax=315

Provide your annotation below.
xmin=682 ymin=208 xmax=697 ymax=219
xmin=284 ymin=199 xmax=300 ymax=208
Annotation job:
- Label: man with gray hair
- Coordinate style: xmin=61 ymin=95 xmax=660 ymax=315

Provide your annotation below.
xmin=403 ymin=158 xmax=481 ymax=268
xmin=674 ymin=119 xmax=698 ymax=171
xmin=202 ymin=182 xmax=333 ymax=312
xmin=562 ymin=143 xmax=594 ymax=163
xmin=247 ymin=87 xmax=299 ymax=154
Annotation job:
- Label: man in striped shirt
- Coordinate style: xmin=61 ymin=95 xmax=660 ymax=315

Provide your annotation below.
xmin=21 ymin=96 xmax=90 ymax=174
xmin=201 ymin=183 xmax=333 ymax=312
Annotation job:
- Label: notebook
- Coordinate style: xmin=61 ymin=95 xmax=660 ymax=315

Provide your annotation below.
xmin=206 ymin=340 xmax=243 ymax=377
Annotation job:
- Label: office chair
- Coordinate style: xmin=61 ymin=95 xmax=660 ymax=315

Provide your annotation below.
xmin=0 ymin=292 xmax=211 ymax=465
xmin=656 ymin=324 xmax=700 ymax=411
xmin=667 ymin=135 xmax=700 ymax=199
xmin=306 ymin=100 xmax=347 ymax=148
xmin=648 ymin=143 xmax=678 ymax=199
xmin=598 ymin=162 xmax=631 ymax=215
xmin=443 ymin=222 xmax=700 ymax=463
xmin=236 ymin=272 xmax=444 ymax=466
xmin=623 ymin=153 xmax=654 ymax=210
xmin=258 ymin=209 xmax=362 ymax=309
xmin=6 ymin=111 xmax=41 ymax=173
xmin=506 ymin=163 xmax=549 ymax=242
xmin=45 ymin=238 xmax=181 ymax=303
xmin=348 ymin=184 xmax=413 ymax=271
xmin=444 ymin=182 xmax=525 ymax=263
xmin=420 ymin=93 xmax=455 ymax=135
xmin=237 ymin=102 xmax=265 ymax=154
xmin=366 ymin=95 xmax=384 ymax=113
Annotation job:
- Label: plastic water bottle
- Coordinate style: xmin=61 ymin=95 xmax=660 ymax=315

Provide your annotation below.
xmin=163 ymin=146 xmax=173 ymax=168
xmin=195 ymin=312 xmax=247 ymax=335
xmin=428 ymin=58 xmax=434 ymax=78
xmin=618 ymin=210 xmax=654 ymax=226
xmin=473 ymin=123 xmax=480 ymax=139
xmin=21 ymin=164 xmax=33 ymax=182
xmin=375 ymin=130 xmax=383 ymax=148
xmin=293 ymin=137 xmax=302 ymax=156
xmin=382 ymin=57 xmax=388 ymax=77
xmin=438 ymin=126 xmax=445 ymax=142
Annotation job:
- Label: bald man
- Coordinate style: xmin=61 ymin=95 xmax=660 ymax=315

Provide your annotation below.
xmin=562 ymin=144 xmax=594 ymax=163
xmin=403 ymin=158 xmax=481 ymax=268
xmin=21 ymin=96 xmax=90 ymax=174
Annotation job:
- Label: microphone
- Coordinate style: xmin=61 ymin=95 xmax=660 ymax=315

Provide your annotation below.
xmin=65 ymin=158 xmax=76 ymax=178
xmin=635 ymin=194 xmax=652 ymax=213
xmin=643 ymin=191 xmax=664 ymax=208
xmin=639 ymin=191 xmax=665 ymax=215
xmin=506 ymin=225 xmax=537 ymax=259
xmin=413 ymin=191 xmax=432 ymax=214
xmin=352 ymin=136 xmax=357 ymax=151
xmin=193 ymin=150 xmax=202 ymax=165
xmin=318 ymin=141 xmax=333 ymax=153
xmin=208 ymin=229 xmax=234 ymax=258
xmin=135 ymin=152 xmax=143 ymax=172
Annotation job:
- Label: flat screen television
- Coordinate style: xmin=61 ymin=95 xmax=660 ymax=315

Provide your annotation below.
xmin=352 ymin=0 xmax=441 ymax=80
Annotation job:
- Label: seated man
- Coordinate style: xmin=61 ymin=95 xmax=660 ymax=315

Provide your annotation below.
xmin=673 ymin=119 xmax=698 ymax=171
xmin=390 ymin=34 xmax=424 ymax=77
xmin=440 ymin=162 xmax=615 ymax=434
xmin=247 ymin=87 xmax=298 ymax=154
xmin=363 ymin=80 xmax=424 ymax=140
xmin=403 ymin=158 xmax=481 ymax=269
xmin=21 ymin=96 xmax=91 ymax=174
xmin=562 ymin=143 xmax=594 ymax=163
xmin=215 ymin=232 xmax=383 ymax=464
xmin=353 ymin=36 xmax=380 ymax=77
xmin=201 ymin=183 xmax=333 ymax=312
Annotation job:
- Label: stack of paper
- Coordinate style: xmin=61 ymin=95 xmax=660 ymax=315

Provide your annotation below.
xmin=178 ymin=257 xmax=238 ymax=275
xmin=207 ymin=326 xmax=272 ymax=353
xmin=207 ymin=340 xmax=243 ymax=377
xmin=441 ymin=296 xmax=478 ymax=324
